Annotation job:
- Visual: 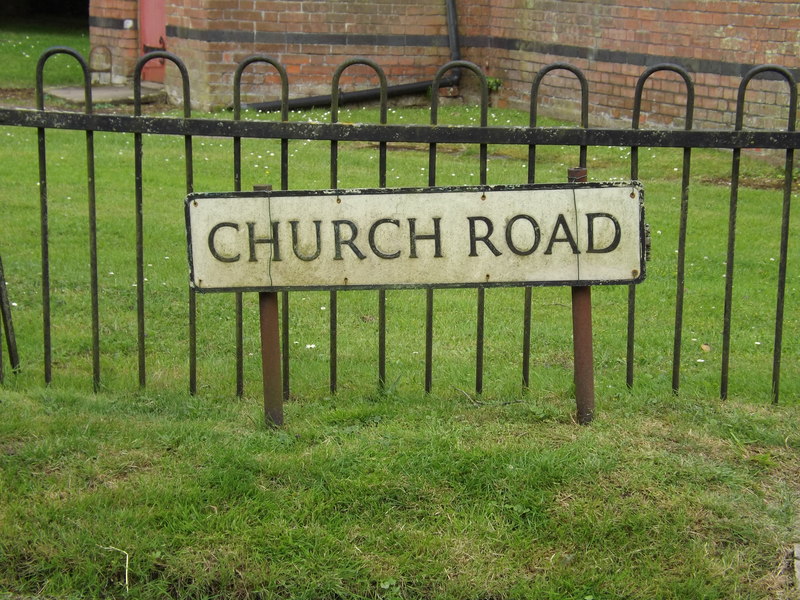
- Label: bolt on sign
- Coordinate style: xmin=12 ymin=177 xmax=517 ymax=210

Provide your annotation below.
xmin=185 ymin=182 xmax=646 ymax=292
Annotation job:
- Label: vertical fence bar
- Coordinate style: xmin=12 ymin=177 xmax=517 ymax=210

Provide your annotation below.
xmin=528 ymin=64 xmax=589 ymax=389
xmin=328 ymin=289 xmax=337 ymax=394
xmin=183 ymin=95 xmax=195 ymax=395
xmin=0 ymin=253 xmax=20 ymax=379
xmin=330 ymin=59 xmax=388 ymax=392
xmin=281 ymin=290 xmax=290 ymax=402
xmin=428 ymin=60 xmax=487 ymax=393
xmin=377 ymin=79 xmax=388 ymax=391
xmin=772 ymin=145 xmax=795 ymax=403
xmin=235 ymin=290 xmax=244 ymax=396
xmin=722 ymin=65 xmax=796 ymax=401
xmin=475 ymin=286 xmax=485 ymax=393
xmin=631 ymin=65 xmax=694 ymax=394
xmin=524 ymin=77 xmax=538 ymax=387
xmin=85 ymin=87 xmax=100 ymax=392
xmin=35 ymin=53 xmax=52 ymax=385
xmin=772 ymin=101 xmax=796 ymax=402
xmin=378 ymin=289 xmax=386 ymax=388
xmin=627 ymin=133 xmax=639 ymax=388
xmin=672 ymin=146 xmax=693 ymax=394
xmin=233 ymin=56 xmax=289 ymax=398
xmin=426 ymin=95 xmax=437 ymax=393
xmin=36 ymin=48 xmax=96 ymax=387
xmin=132 ymin=104 xmax=146 ymax=388
xmin=721 ymin=144 xmax=740 ymax=400
xmin=470 ymin=67 xmax=490 ymax=395
xmin=475 ymin=70 xmax=488 ymax=395
xmin=329 ymin=74 xmax=340 ymax=395
xmin=762 ymin=67 xmax=796 ymax=404
xmin=521 ymin=286 xmax=532 ymax=387
xmin=232 ymin=69 xmax=245 ymax=398
xmin=279 ymin=129 xmax=291 ymax=403
xmin=134 ymin=52 xmax=191 ymax=391
xmin=424 ymin=288 xmax=433 ymax=393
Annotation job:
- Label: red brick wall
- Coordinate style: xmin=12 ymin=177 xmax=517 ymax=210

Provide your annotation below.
xmin=89 ymin=0 xmax=799 ymax=128
xmin=460 ymin=0 xmax=799 ymax=129
xmin=88 ymin=0 xmax=139 ymax=84
xmin=160 ymin=0 xmax=453 ymax=109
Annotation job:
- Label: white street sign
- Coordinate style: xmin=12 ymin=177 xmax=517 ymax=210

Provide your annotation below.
xmin=186 ymin=183 xmax=646 ymax=291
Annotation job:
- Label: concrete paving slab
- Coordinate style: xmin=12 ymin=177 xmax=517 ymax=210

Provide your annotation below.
xmin=44 ymin=82 xmax=166 ymax=106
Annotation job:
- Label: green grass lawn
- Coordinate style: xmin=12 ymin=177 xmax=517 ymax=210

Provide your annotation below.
xmin=0 ymin=18 xmax=89 ymax=88
xmin=1 ymin=26 xmax=799 ymax=600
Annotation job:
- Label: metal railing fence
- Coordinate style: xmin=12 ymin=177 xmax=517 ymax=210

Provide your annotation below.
xmin=0 ymin=48 xmax=796 ymax=404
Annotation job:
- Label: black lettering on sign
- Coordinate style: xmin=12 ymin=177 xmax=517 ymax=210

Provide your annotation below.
xmin=290 ymin=219 xmax=322 ymax=261
xmin=208 ymin=222 xmax=240 ymax=263
xmin=467 ymin=216 xmax=502 ymax=257
xmin=247 ymin=221 xmax=282 ymax=262
xmin=368 ymin=218 xmax=401 ymax=259
xmin=333 ymin=220 xmax=367 ymax=260
xmin=544 ymin=214 xmax=579 ymax=255
xmin=505 ymin=214 xmax=541 ymax=256
xmin=586 ymin=213 xmax=621 ymax=253
xmin=408 ymin=217 xmax=443 ymax=258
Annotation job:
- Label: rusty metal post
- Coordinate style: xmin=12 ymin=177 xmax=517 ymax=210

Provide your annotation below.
xmin=571 ymin=286 xmax=595 ymax=424
xmin=568 ymin=167 xmax=595 ymax=424
xmin=253 ymin=185 xmax=283 ymax=426
xmin=260 ymin=290 xmax=283 ymax=426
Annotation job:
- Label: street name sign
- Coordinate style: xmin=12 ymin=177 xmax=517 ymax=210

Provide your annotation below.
xmin=185 ymin=182 xmax=646 ymax=292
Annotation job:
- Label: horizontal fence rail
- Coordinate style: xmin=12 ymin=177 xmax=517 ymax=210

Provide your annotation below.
xmin=3 ymin=109 xmax=800 ymax=148
xmin=0 ymin=48 xmax=797 ymax=408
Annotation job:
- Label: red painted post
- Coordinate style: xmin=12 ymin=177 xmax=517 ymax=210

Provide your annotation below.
xmin=568 ymin=167 xmax=595 ymax=425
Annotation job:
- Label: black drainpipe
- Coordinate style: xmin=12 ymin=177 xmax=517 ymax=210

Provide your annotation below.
xmin=244 ymin=0 xmax=461 ymax=112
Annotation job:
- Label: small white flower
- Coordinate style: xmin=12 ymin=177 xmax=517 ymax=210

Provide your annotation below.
xmin=305 ymin=344 xmax=316 ymax=349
